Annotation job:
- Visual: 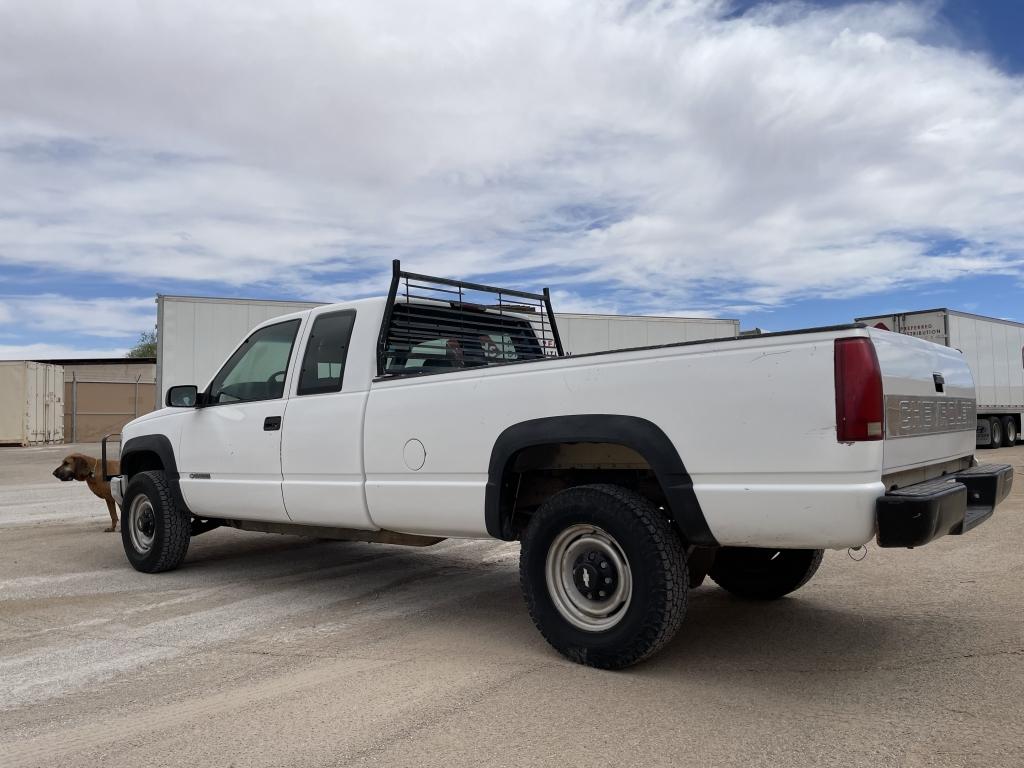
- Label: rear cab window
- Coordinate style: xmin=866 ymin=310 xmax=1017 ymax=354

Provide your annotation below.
xmin=383 ymin=303 xmax=543 ymax=375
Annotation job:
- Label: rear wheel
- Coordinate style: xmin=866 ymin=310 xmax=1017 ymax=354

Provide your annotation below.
xmin=709 ymin=547 xmax=823 ymax=600
xmin=519 ymin=484 xmax=687 ymax=669
xmin=989 ymin=417 xmax=1004 ymax=449
xmin=121 ymin=470 xmax=191 ymax=573
xmin=1001 ymin=416 xmax=1018 ymax=446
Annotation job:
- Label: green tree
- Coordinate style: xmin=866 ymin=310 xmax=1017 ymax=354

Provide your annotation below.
xmin=127 ymin=330 xmax=157 ymax=358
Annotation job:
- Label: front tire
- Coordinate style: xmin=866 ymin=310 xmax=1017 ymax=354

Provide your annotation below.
xmin=519 ymin=484 xmax=687 ymax=669
xmin=709 ymin=547 xmax=823 ymax=600
xmin=121 ymin=470 xmax=191 ymax=573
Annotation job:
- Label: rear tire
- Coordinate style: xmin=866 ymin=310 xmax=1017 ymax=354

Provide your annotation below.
xmin=121 ymin=470 xmax=191 ymax=573
xmin=989 ymin=417 xmax=1004 ymax=449
xmin=519 ymin=484 xmax=687 ymax=669
xmin=709 ymin=547 xmax=823 ymax=600
xmin=1001 ymin=416 xmax=1017 ymax=446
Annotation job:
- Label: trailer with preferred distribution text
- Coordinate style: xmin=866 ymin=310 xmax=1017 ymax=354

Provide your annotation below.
xmin=857 ymin=309 xmax=1024 ymax=449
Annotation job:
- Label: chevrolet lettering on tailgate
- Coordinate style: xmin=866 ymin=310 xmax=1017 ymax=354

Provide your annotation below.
xmin=885 ymin=395 xmax=976 ymax=438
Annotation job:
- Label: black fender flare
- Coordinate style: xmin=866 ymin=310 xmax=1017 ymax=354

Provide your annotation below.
xmin=484 ymin=414 xmax=716 ymax=546
xmin=120 ymin=434 xmax=192 ymax=515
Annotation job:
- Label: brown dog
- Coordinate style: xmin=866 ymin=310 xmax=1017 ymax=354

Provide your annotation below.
xmin=53 ymin=453 xmax=121 ymax=532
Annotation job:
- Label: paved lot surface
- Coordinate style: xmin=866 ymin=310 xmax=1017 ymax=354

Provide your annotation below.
xmin=1 ymin=442 xmax=1022 ymax=767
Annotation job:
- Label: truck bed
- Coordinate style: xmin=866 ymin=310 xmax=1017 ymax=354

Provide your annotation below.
xmin=364 ymin=322 xmax=975 ymax=547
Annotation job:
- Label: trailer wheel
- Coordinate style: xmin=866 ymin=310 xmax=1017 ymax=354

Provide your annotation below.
xmin=989 ymin=417 xmax=1004 ymax=449
xmin=1001 ymin=417 xmax=1018 ymax=446
xmin=519 ymin=484 xmax=687 ymax=669
xmin=121 ymin=470 xmax=191 ymax=573
xmin=709 ymin=547 xmax=823 ymax=600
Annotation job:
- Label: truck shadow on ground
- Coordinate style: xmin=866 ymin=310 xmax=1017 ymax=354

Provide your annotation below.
xmin=423 ymin=573 xmax=970 ymax=682
xmin=94 ymin=532 xmax=969 ymax=681
xmin=643 ymin=587 xmax=967 ymax=680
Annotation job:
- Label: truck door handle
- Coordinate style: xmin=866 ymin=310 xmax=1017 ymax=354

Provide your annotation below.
xmin=263 ymin=416 xmax=282 ymax=431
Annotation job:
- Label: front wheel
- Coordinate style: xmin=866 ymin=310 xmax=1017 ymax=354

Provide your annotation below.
xmin=709 ymin=547 xmax=823 ymax=600
xmin=121 ymin=470 xmax=191 ymax=573
xmin=519 ymin=484 xmax=688 ymax=669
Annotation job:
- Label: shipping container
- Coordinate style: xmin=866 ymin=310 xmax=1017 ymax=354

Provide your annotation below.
xmin=156 ymin=295 xmax=740 ymax=405
xmin=0 ymin=361 xmax=65 ymax=445
xmin=48 ymin=359 xmax=157 ymax=443
xmin=857 ymin=309 xmax=1024 ymax=449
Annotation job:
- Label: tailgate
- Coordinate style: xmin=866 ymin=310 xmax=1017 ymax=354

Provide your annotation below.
xmin=869 ymin=328 xmax=976 ymax=472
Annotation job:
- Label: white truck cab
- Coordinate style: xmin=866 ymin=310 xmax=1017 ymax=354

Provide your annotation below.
xmin=108 ymin=262 xmax=1013 ymax=668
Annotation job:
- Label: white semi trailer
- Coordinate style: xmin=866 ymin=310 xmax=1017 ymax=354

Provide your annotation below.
xmin=155 ymin=294 xmax=739 ymax=407
xmin=857 ymin=309 xmax=1024 ymax=449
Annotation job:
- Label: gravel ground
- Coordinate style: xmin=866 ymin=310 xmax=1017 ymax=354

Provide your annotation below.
xmin=1 ymin=441 xmax=1022 ymax=767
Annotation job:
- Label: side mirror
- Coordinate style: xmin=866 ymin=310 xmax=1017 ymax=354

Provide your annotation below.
xmin=166 ymin=385 xmax=199 ymax=408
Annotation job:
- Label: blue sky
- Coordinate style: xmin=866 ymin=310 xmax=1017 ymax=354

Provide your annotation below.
xmin=1 ymin=0 xmax=1022 ymax=357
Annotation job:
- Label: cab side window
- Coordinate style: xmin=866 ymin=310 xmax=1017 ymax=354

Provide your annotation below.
xmin=297 ymin=311 xmax=356 ymax=396
xmin=209 ymin=320 xmax=300 ymax=404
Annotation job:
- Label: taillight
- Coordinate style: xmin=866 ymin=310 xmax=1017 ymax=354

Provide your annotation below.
xmin=834 ymin=337 xmax=884 ymax=441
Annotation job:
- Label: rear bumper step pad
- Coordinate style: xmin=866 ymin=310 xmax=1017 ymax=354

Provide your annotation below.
xmin=876 ymin=463 xmax=1013 ymax=548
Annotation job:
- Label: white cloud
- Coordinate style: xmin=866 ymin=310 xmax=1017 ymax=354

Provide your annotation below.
xmin=0 ymin=342 xmax=130 ymax=361
xmin=0 ymin=296 xmax=155 ymax=339
xmin=0 ymin=0 xmax=1022 ymax=313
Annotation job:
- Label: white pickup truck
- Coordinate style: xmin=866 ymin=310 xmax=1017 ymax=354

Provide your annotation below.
xmin=109 ymin=263 xmax=1013 ymax=668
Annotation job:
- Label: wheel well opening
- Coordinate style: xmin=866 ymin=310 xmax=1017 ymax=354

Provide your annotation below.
xmin=499 ymin=442 xmax=671 ymax=539
xmin=122 ymin=450 xmax=164 ymax=479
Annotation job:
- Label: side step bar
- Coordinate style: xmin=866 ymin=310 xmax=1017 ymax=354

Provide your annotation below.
xmin=876 ymin=463 xmax=1013 ymax=548
xmin=210 ymin=518 xmax=445 ymax=547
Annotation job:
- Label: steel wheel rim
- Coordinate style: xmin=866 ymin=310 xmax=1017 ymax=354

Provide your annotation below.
xmin=129 ymin=494 xmax=156 ymax=554
xmin=545 ymin=524 xmax=632 ymax=632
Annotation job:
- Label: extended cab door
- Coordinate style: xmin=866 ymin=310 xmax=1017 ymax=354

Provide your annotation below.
xmin=177 ymin=318 xmax=302 ymax=522
xmin=280 ymin=308 xmax=374 ymax=529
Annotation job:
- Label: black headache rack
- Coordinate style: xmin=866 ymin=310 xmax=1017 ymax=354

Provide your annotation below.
xmin=100 ymin=433 xmax=122 ymax=481
xmin=376 ymin=259 xmax=564 ymax=377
